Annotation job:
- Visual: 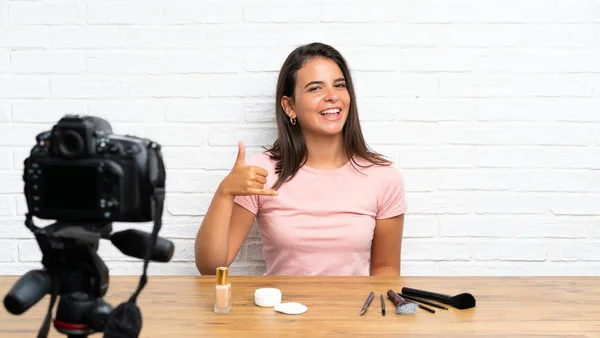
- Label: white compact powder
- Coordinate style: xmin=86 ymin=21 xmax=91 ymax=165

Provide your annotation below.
xmin=254 ymin=288 xmax=282 ymax=307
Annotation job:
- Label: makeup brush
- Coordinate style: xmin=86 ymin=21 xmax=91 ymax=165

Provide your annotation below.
xmin=401 ymin=287 xmax=476 ymax=310
xmin=398 ymin=293 xmax=449 ymax=310
xmin=386 ymin=290 xmax=417 ymax=315
xmin=360 ymin=291 xmax=374 ymax=315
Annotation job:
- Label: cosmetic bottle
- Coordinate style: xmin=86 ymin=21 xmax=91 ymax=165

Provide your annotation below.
xmin=214 ymin=266 xmax=232 ymax=313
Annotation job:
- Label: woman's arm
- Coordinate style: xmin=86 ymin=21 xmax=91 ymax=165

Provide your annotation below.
xmin=194 ymin=142 xmax=276 ymax=275
xmin=194 ymin=187 xmax=257 ymax=275
xmin=370 ymin=214 xmax=404 ymax=276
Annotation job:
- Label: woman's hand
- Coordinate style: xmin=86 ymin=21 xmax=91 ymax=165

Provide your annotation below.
xmin=218 ymin=142 xmax=278 ymax=198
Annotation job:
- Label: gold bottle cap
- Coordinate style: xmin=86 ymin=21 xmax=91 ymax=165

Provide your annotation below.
xmin=216 ymin=267 xmax=228 ymax=285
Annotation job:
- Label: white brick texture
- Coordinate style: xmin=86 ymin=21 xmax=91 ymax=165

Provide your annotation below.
xmin=0 ymin=0 xmax=599 ymax=277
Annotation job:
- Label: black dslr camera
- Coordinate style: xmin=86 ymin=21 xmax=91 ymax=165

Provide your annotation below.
xmin=3 ymin=115 xmax=174 ymax=338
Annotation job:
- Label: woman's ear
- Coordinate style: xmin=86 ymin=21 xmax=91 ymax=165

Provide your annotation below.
xmin=281 ymin=95 xmax=296 ymax=119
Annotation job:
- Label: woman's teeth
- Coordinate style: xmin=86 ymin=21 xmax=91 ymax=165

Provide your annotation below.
xmin=319 ymin=109 xmax=340 ymax=115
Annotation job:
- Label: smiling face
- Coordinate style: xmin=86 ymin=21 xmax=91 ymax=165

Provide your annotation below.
xmin=281 ymin=57 xmax=351 ymax=137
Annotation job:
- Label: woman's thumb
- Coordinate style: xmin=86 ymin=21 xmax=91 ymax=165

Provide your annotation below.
xmin=235 ymin=141 xmax=246 ymax=164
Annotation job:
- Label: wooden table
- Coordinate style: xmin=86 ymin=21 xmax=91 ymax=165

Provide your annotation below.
xmin=0 ymin=275 xmax=599 ymax=337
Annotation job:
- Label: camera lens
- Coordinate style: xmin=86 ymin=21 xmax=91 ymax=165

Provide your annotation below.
xmin=57 ymin=130 xmax=84 ymax=158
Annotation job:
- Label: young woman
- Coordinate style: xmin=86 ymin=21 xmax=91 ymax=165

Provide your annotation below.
xmin=194 ymin=42 xmax=407 ymax=276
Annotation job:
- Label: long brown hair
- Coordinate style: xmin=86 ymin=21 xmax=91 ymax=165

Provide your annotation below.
xmin=264 ymin=42 xmax=392 ymax=190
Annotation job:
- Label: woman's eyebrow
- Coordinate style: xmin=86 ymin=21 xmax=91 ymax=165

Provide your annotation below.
xmin=304 ymin=78 xmax=345 ymax=88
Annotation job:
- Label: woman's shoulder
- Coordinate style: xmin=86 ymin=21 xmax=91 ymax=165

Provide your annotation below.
xmin=352 ymin=156 xmax=401 ymax=173
xmin=351 ymin=157 xmax=404 ymax=184
xmin=352 ymin=158 xmax=407 ymax=214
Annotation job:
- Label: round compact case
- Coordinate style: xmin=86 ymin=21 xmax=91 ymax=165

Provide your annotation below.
xmin=254 ymin=288 xmax=282 ymax=307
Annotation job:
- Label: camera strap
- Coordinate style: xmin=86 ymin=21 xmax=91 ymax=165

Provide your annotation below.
xmin=103 ymin=141 xmax=166 ymax=338
xmin=37 ymin=271 xmax=59 ymax=338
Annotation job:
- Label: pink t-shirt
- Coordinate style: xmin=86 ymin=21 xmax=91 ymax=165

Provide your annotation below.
xmin=233 ymin=151 xmax=408 ymax=276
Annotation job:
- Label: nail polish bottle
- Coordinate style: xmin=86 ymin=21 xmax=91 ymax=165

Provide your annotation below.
xmin=214 ymin=266 xmax=232 ymax=313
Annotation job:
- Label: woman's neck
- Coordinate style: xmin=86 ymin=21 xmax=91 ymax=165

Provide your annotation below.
xmin=302 ymin=133 xmax=348 ymax=170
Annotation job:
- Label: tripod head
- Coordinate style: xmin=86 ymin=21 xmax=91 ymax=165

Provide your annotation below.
xmin=4 ymin=216 xmax=174 ymax=338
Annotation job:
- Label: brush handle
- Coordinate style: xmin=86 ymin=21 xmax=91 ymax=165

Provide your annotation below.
xmin=387 ymin=290 xmax=408 ymax=307
xmin=414 ymin=303 xmax=435 ymax=313
xmin=399 ymin=293 xmax=448 ymax=310
xmin=401 ymin=287 xmax=451 ymax=303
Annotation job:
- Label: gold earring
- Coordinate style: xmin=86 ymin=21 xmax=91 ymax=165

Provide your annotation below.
xmin=290 ymin=117 xmax=297 ymax=125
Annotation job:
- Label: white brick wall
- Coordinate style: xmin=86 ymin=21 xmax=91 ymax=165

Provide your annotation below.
xmin=0 ymin=0 xmax=599 ymax=277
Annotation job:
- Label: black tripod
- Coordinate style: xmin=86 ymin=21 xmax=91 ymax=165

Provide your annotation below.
xmin=3 ymin=216 xmax=174 ymax=338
